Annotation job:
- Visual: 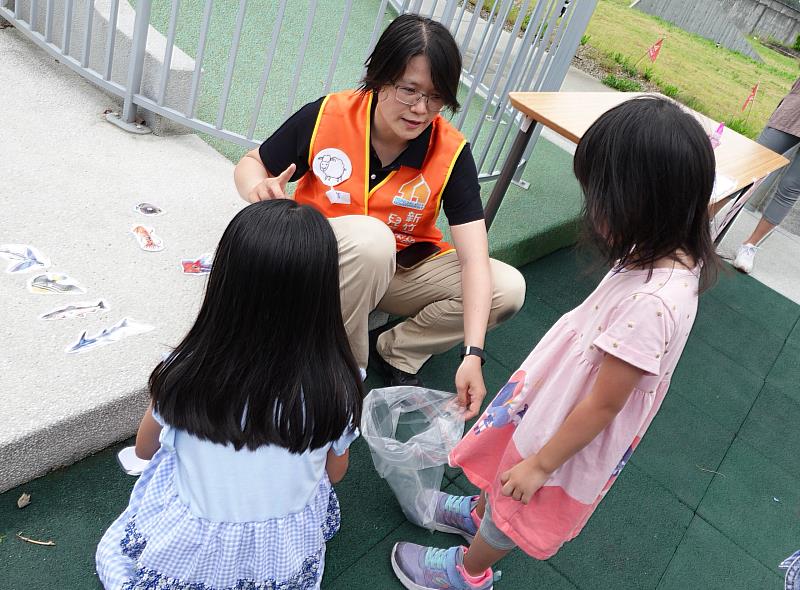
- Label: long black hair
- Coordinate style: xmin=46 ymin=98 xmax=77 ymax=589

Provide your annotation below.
xmin=573 ymin=96 xmax=720 ymax=291
xmin=149 ymin=199 xmax=363 ymax=453
xmin=361 ymin=13 xmax=462 ymax=113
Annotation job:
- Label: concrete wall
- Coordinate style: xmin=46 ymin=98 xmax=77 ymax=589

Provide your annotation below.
xmin=723 ymin=0 xmax=800 ymax=46
xmin=634 ymin=0 xmax=762 ymax=60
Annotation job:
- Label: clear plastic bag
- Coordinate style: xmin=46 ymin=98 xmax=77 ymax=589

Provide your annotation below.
xmin=360 ymin=386 xmax=465 ymax=529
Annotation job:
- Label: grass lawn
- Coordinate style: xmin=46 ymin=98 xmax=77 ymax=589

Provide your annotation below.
xmin=582 ymin=0 xmax=798 ymax=137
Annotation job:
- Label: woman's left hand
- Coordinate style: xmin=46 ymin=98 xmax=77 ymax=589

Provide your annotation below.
xmin=499 ymin=456 xmax=551 ymax=504
xmin=455 ymin=355 xmax=486 ymax=420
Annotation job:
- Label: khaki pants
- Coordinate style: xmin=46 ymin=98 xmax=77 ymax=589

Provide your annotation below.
xmin=331 ymin=215 xmax=526 ymax=374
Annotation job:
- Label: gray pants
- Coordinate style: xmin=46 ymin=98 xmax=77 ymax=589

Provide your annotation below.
xmin=478 ymin=500 xmax=517 ymax=551
xmin=757 ymin=127 xmax=800 ymax=226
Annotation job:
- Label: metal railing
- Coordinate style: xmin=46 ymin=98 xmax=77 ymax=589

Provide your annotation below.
xmin=1 ymin=0 xmax=597 ymax=183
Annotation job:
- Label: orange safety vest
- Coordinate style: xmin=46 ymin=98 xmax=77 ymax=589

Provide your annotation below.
xmin=294 ymin=90 xmax=467 ymax=253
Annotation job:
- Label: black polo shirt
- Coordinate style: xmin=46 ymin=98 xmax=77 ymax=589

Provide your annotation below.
xmin=258 ymin=96 xmax=485 ymax=226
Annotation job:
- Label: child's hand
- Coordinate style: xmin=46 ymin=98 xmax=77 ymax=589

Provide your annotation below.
xmin=455 ymin=356 xmax=486 ymax=420
xmin=500 ymin=456 xmax=551 ymax=504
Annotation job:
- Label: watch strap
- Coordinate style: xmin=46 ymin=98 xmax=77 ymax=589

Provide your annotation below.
xmin=461 ymin=345 xmax=486 ymax=365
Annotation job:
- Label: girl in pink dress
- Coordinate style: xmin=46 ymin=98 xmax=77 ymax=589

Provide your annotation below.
xmin=390 ymin=96 xmax=720 ymax=590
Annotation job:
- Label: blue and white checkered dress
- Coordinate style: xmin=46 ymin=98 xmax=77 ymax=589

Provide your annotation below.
xmin=95 ymin=433 xmax=340 ymax=590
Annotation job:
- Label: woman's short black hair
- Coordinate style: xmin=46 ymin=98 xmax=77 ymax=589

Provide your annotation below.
xmin=149 ymin=199 xmax=363 ymax=453
xmin=361 ymin=13 xmax=462 ymax=112
xmin=573 ymin=96 xmax=719 ymax=291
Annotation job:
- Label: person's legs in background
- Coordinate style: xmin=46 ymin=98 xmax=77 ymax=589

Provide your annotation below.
xmin=734 ymin=127 xmax=800 ymax=273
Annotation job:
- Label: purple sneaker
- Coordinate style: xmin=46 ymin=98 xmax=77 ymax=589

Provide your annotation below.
xmin=431 ymin=492 xmax=480 ymax=542
xmin=391 ymin=543 xmax=493 ymax=590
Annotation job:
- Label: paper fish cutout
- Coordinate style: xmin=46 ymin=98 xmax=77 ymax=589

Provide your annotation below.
xmin=135 ymin=202 xmax=165 ymax=216
xmin=131 ymin=225 xmax=165 ymax=252
xmin=181 ymin=252 xmax=213 ymax=275
xmin=0 ymin=244 xmax=51 ymax=273
xmin=39 ymin=299 xmax=109 ymax=321
xmin=27 ymin=272 xmax=87 ymax=295
xmin=65 ymin=317 xmax=154 ymax=354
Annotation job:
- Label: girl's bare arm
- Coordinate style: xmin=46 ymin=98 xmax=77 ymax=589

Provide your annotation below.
xmin=501 ymin=354 xmax=645 ymax=503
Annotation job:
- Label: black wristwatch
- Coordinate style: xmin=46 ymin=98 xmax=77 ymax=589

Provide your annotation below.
xmin=460 ymin=345 xmax=486 ymax=365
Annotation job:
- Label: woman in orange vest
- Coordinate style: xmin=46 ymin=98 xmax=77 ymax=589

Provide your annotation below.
xmin=234 ymin=14 xmax=525 ymax=419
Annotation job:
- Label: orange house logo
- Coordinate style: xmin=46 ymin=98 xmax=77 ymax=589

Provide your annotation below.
xmin=391 ymin=175 xmax=431 ymax=210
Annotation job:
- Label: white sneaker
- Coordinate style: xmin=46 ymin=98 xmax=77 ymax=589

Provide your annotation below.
xmin=732 ymin=243 xmax=758 ymax=273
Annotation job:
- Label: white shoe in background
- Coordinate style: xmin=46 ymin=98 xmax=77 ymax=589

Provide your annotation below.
xmin=733 ymin=243 xmax=758 ymax=274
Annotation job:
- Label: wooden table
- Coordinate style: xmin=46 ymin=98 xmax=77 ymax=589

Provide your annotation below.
xmin=484 ymin=92 xmax=790 ymax=242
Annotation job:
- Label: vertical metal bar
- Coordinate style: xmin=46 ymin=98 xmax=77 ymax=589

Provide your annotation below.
xmin=519 ymin=1 xmax=560 ymax=94
xmin=489 ymin=26 xmax=540 ymax=173
xmin=215 ymin=0 xmax=248 ymax=130
xmin=401 ymin=0 xmax=411 ymax=13
xmin=324 ymin=0 xmax=354 ymax=94
xmin=549 ymin=1 xmax=586 ymax=82
xmin=509 ymin=0 xmax=566 ymax=182
xmin=451 ymin=0 xmax=469 ymax=36
xmin=81 ymin=0 xmax=95 ymax=68
xmin=484 ymin=117 xmax=537 ymax=229
xmin=367 ymin=0 xmax=390 ymax=58
xmin=410 ymin=0 xmax=423 ymax=14
xmin=187 ymin=0 xmax=214 ymax=118
xmin=283 ymin=0 xmax=319 ymax=120
xmin=426 ymin=0 xmax=437 ymax=19
xmin=513 ymin=0 xmax=599 ymax=184
xmin=30 ymin=0 xmax=37 ymax=30
xmin=532 ymin=1 xmax=570 ymax=92
xmin=491 ymin=0 xmax=546 ymax=119
xmin=103 ymin=0 xmax=120 ymax=80
xmin=246 ymin=0 xmax=288 ymax=139
xmin=458 ymin=0 xmax=484 ymax=72
xmin=476 ymin=0 xmax=536 ymax=172
xmin=45 ymin=0 xmax=54 ymax=42
xmin=471 ymin=0 xmax=529 ymax=150
xmin=122 ymin=0 xmax=152 ymax=123
xmin=486 ymin=0 xmax=552 ymax=176
xmin=456 ymin=0 xmax=513 ymax=129
xmin=62 ymin=0 xmax=74 ymax=54
xmin=440 ymin=0 xmax=458 ymax=29
xmin=468 ymin=0 xmax=500 ymax=76
xmin=157 ymin=0 xmax=181 ymax=106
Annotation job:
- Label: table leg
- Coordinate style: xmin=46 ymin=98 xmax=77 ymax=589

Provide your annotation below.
xmin=712 ymin=182 xmax=755 ymax=246
xmin=484 ymin=116 xmax=538 ymax=230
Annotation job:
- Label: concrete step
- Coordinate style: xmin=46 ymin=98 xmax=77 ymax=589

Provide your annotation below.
xmin=0 ymin=28 xmax=243 ymax=492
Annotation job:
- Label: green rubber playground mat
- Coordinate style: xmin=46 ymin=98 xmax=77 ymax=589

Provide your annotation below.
xmin=1 ymin=249 xmax=797 ymax=589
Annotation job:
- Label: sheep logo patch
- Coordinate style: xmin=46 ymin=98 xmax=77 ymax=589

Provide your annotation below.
xmin=313 ymin=148 xmax=353 ymax=205
xmin=313 ymin=148 xmax=352 ymax=186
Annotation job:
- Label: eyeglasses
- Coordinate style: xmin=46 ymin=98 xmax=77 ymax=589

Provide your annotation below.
xmin=392 ymin=84 xmax=446 ymax=113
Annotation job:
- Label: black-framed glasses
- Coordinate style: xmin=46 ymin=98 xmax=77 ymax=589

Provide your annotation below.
xmin=392 ymin=84 xmax=446 ymax=113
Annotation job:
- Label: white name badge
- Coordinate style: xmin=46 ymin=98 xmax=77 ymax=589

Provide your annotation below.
xmin=326 ymin=189 xmax=351 ymax=205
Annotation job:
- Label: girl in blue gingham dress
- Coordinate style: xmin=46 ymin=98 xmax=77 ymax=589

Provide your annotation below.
xmin=96 ymin=200 xmax=364 ymax=590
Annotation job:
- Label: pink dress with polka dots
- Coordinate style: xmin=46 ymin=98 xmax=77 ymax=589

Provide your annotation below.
xmin=450 ymin=265 xmax=700 ymax=559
